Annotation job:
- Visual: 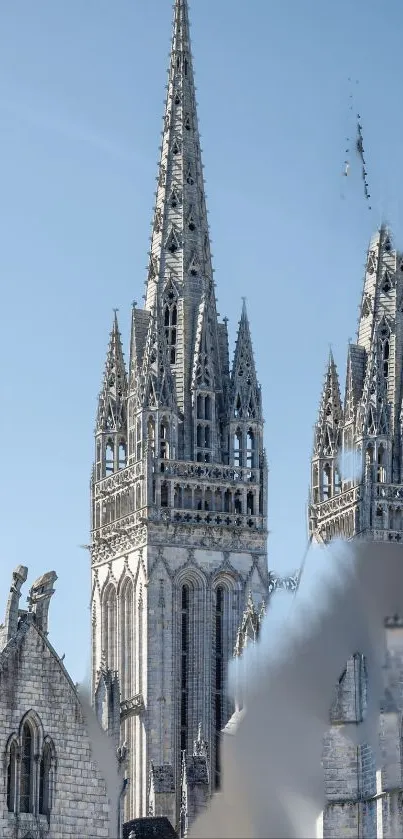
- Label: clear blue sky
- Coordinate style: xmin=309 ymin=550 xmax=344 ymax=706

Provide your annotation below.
xmin=1 ymin=0 xmax=402 ymax=683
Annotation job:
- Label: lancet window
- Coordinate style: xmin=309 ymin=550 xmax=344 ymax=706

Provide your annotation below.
xmin=120 ymin=579 xmax=133 ymax=701
xmin=180 ymin=584 xmax=190 ymax=753
xmin=7 ymin=740 xmax=18 ymax=813
xmin=39 ymin=741 xmax=53 ymax=815
xmin=103 ymin=584 xmax=117 ymax=672
xmin=6 ymin=716 xmax=55 ymax=817
xmin=20 ymin=722 xmax=33 ymax=813
xmin=164 ymin=285 xmax=178 ymax=364
xmin=214 ymin=585 xmax=224 ymax=789
xmin=195 ymin=393 xmax=214 ymax=463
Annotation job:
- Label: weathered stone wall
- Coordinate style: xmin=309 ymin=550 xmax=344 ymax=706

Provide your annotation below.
xmin=0 ymin=619 xmax=111 ymax=839
xmin=322 ymin=629 xmax=403 ymax=838
xmin=92 ymin=540 xmax=268 ymax=824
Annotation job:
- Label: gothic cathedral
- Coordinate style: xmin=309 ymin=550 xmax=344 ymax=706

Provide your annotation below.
xmin=90 ymin=0 xmax=268 ymax=826
xmin=308 ymin=227 xmax=403 ymax=837
xmin=309 ymin=225 xmax=403 ymax=545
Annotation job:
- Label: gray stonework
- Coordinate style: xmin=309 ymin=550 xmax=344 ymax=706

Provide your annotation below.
xmin=309 ymin=225 xmax=403 ymax=838
xmin=91 ymin=0 xmax=268 ymax=830
xmin=309 ymin=226 xmax=403 ymax=544
xmin=319 ymin=626 xmax=403 ymax=839
xmin=0 ymin=566 xmax=113 ymax=839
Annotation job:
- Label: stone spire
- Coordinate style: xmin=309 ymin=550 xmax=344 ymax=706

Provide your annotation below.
xmin=309 ymin=225 xmax=403 ymax=540
xmin=143 ymin=0 xmax=216 ymax=426
xmin=145 ymin=0 xmax=212 ymax=305
xmin=96 ymin=311 xmax=128 ymax=433
xmin=230 ymin=301 xmax=262 ymax=421
xmin=313 ymin=350 xmax=343 ymax=457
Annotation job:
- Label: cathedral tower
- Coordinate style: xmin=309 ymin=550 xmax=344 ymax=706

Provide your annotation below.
xmin=90 ymin=0 xmax=268 ymax=826
xmin=309 ymin=225 xmax=403 ymax=543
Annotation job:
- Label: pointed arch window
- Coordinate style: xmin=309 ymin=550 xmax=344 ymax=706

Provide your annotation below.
xmin=215 ymin=585 xmax=224 ymax=789
xmin=184 ymin=114 xmax=191 ymax=131
xmin=7 ymin=740 xmax=18 ymax=813
xmin=120 ymin=580 xmax=133 ymax=701
xmin=104 ymin=585 xmax=117 ymax=672
xmin=39 ymin=741 xmax=53 ymax=816
xmin=20 ymin=723 xmax=34 ymax=813
xmin=181 ymin=585 xmax=190 ymax=753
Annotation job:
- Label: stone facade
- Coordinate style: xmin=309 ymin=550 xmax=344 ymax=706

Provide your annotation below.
xmin=319 ymin=622 xmax=403 ymax=839
xmin=91 ymin=0 xmax=268 ymax=830
xmin=309 ymin=226 xmax=403 ymax=838
xmin=0 ymin=566 xmax=113 ymax=839
xmin=309 ymin=226 xmax=403 ymax=544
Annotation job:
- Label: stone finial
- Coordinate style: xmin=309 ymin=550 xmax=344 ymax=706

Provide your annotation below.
xmin=4 ymin=565 xmax=28 ymax=642
xmin=27 ymin=571 xmax=57 ymax=636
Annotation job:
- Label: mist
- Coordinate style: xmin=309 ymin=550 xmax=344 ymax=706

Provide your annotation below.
xmin=77 ymin=685 xmax=121 ymax=839
xmin=190 ymin=540 xmax=403 ymax=839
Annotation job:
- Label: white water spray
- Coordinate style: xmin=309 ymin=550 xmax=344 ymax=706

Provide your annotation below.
xmin=190 ymin=540 xmax=403 ymax=839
